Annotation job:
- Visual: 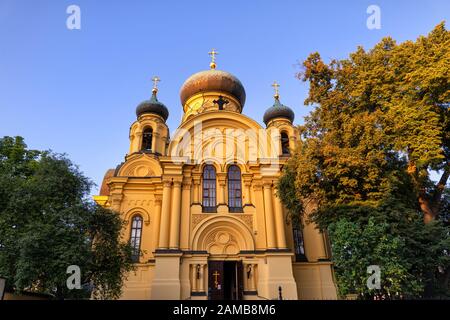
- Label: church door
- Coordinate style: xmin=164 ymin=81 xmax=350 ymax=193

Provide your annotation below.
xmin=208 ymin=261 xmax=224 ymax=300
xmin=208 ymin=261 xmax=243 ymax=300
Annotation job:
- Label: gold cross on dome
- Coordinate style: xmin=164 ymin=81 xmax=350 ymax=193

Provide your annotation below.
xmin=272 ymin=81 xmax=280 ymax=98
xmin=152 ymin=76 xmax=160 ymax=91
xmin=209 ymin=49 xmax=219 ymax=63
xmin=208 ymin=49 xmax=219 ymax=69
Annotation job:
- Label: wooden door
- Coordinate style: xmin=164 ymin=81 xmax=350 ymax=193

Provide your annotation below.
xmin=208 ymin=261 xmax=224 ymax=300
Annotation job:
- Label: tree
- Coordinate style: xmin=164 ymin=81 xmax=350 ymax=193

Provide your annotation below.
xmin=0 ymin=136 xmax=134 ymax=299
xmin=278 ymin=23 xmax=450 ymax=298
xmin=295 ymin=22 xmax=449 ymax=223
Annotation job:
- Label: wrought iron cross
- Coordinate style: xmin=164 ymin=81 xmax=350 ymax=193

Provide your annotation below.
xmin=213 ymin=95 xmax=229 ymax=110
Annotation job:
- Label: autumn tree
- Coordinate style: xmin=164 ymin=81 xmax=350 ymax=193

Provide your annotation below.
xmin=278 ymin=23 xmax=450 ymax=298
xmin=296 ymin=22 xmax=449 ymax=222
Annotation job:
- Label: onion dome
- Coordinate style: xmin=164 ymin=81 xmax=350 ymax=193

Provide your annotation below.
xmin=180 ymin=69 xmax=246 ymax=108
xmin=180 ymin=50 xmax=246 ymax=108
xmin=263 ymin=82 xmax=295 ymax=125
xmin=136 ymin=76 xmax=169 ymax=121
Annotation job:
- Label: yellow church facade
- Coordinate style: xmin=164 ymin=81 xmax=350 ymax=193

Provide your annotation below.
xmin=94 ymin=54 xmax=337 ymax=300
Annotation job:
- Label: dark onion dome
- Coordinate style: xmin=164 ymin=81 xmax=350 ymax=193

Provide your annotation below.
xmin=180 ymin=69 xmax=246 ymax=107
xmin=263 ymin=96 xmax=295 ymax=125
xmin=136 ymin=90 xmax=169 ymax=121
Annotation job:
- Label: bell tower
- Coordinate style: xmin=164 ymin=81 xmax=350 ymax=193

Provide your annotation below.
xmin=263 ymin=81 xmax=298 ymax=156
xmin=128 ymin=76 xmax=170 ymax=157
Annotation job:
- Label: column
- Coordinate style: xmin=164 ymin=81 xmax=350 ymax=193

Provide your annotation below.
xmin=134 ymin=132 xmax=142 ymax=153
xmin=263 ymin=182 xmax=277 ymax=249
xmin=128 ymin=135 xmax=135 ymax=155
xmin=162 ymin=136 xmax=168 ymax=156
xmin=153 ymin=195 xmax=162 ymax=249
xmin=273 ymin=130 xmax=281 ymax=157
xmin=289 ymin=135 xmax=295 ymax=154
xmin=242 ymin=174 xmax=252 ymax=205
xmin=180 ymin=178 xmax=191 ymax=250
xmin=217 ymin=173 xmax=227 ymax=205
xmin=169 ymin=180 xmax=182 ymax=249
xmin=244 ymin=263 xmax=256 ymax=292
xmin=243 ymin=263 xmax=249 ymax=292
xmin=199 ymin=264 xmax=205 ymax=292
xmin=273 ymin=193 xmax=287 ymax=249
xmin=252 ymin=182 xmax=265 ymax=248
xmin=191 ymin=264 xmax=198 ymax=293
xmin=249 ymin=264 xmax=256 ymax=291
xmin=152 ymin=131 xmax=160 ymax=153
xmin=192 ymin=176 xmax=201 ymax=204
xmin=158 ymin=180 xmax=172 ymax=249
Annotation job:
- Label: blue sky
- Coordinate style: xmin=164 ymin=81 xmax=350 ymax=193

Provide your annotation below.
xmin=0 ymin=0 xmax=448 ymax=194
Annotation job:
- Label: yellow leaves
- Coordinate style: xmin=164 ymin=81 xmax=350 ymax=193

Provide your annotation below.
xmin=407 ymin=163 xmax=417 ymax=175
xmin=292 ymin=22 xmax=449 ymax=209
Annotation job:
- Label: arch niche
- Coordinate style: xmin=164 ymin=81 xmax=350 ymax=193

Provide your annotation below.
xmin=191 ymin=215 xmax=255 ymax=255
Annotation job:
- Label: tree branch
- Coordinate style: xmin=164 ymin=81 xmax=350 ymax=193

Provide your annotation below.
xmin=432 ymin=161 xmax=450 ymax=207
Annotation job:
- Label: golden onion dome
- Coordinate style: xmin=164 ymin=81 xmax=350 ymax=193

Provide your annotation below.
xmin=179 ymin=69 xmax=246 ymax=108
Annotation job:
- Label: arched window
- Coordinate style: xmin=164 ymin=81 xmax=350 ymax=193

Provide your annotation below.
xmin=228 ymin=165 xmax=242 ymax=212
xmin=281 ymin=132 xmax=290 ymax=155
xmin=202 ymin=165 xmax=216 ymax=212
xmin=141 ymin=128 xmax=153 ymax=151
xmin=130 ymin=215 xmax=143 ymax=262
xmin=293 ymin=222 xmax=306 ymax=262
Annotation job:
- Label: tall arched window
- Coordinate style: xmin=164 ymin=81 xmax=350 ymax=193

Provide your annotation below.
xmin=130 ymin=215 xmax=143 ymax=262
xmin=228 ymin=165 xmax=242 ymax=212
xmin=281 ymin=132 xmax=290 ymax=155
xmin=141 ymin=128 xmax=153 ymax=151
xmin=293 ymin=222 xmax=306 ymax=262
xmin=202 ymin=165 xmax=216 ymax=212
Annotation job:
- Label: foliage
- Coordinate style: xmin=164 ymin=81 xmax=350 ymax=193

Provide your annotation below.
xmin=322 ymin=195 xmax=450 ymax=299
xmin=278 ymin=23 xmax=450 ymax=299
xmin=0 ymin=136 xmax=134 ymax=299
xmin=297 ymin=22 xmax=449 ymax=220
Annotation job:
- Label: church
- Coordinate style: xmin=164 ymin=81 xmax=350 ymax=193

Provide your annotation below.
xmin=94 ymin=51 xmax=337 ymax=300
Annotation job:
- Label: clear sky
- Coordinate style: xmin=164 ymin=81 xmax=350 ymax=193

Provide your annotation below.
xmin=0 ymin=0 xmax=448 ymax=194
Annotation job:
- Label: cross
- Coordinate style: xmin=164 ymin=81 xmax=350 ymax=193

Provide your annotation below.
xmin=272 ymin=81 xmax=280 ymax=98
xmin=208 ymin=49 xmax=219 ymax=69
xmin=213 ymin=95 xmax=229 ymax=110
xmin=213 ymin=271 xmax=220 ymax=288
xmin=152 ymin=76 xmax=160 ymax=91
xmin=208 ymin=49 xmax=219 ymax=63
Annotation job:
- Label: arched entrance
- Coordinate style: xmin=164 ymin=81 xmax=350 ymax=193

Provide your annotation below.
xmin=191 ymin=215 xmax=255 ymax=300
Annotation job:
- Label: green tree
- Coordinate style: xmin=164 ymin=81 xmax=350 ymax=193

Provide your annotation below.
xmin=0 ymin=136 xmax=134 ymax=299
xmin=278 ymin=23 xmax=450 ymax=298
